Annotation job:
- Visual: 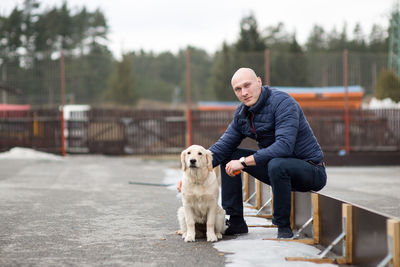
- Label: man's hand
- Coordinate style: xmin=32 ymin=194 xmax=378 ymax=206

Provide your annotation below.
xmin=225 ymin=160 xmax=243 ymax=177
xmin=177 ymin=180 xmax=182 ymax=192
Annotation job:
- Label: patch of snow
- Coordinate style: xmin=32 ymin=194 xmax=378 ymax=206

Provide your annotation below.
xmin=363 ymin=97 xmax=400 ymax=109
xmin=0 ymin=147 xmax=63 ymax=161
xmin=163 ymin=168 xmax=182 ymax=199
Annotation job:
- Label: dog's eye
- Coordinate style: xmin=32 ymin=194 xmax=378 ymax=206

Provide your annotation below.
xmin=187 ymin=152 xmax=191 ymax=154
xmin=198 ymin=152 xmax=202 ymax=155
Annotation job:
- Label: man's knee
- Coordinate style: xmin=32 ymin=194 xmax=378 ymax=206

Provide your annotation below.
xmin=267 ymin=158 xmax=289 ymax=181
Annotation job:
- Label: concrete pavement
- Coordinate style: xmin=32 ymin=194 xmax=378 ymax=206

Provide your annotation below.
xmin=323 ymin=166 xmax=400 ymax=219
xmin=0 ymin=155 xmax=225 ymax=266
xmin=1 ymin=153 xmax=399 ymax=266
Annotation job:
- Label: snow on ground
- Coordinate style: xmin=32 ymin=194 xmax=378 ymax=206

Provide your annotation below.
xmin=164 ymin=168 xmax=337 ymax=267
xmin=0 ymin=147 xmax=63 ymax=160
xmin=164 ymin=168 xmax=183 ymax=199
xmin=363 ymin=97 xmax=400 ymax=109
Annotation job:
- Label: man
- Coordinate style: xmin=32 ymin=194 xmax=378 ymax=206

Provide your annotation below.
xmin=178 ymin=67 xmax=327 ymax=239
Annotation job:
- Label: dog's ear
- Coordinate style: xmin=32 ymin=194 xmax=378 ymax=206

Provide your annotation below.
xmin=206 ymin=150 xmax=213 ymax=171
xmin=180 ymin=149 xmax=187 ymax=171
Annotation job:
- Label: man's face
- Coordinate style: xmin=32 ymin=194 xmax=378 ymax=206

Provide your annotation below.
xmin=231 ymin=69 xmax=262 ymax=107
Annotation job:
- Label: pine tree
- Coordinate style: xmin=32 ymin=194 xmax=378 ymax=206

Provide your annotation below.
xmin=235 ymin=14 xmax=266 ymax=52
xmin=104 ymin=54 xmax=138 ymax=105
xmin=306 ymin=25 xmax=327 ymax=52
xmin=375 ymin=70 xmax=400 ymax=102
xmin=211 ymin=42 xmax=236 ymax=101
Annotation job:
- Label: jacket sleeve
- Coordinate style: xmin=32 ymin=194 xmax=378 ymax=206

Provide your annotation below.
xmin=253 ymin=96 xmax=300 ymax=165
xmin=209 ymin=119 xmax=245 ymax=167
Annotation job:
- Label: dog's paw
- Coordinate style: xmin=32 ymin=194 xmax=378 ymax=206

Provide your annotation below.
xmin=207 ymin=233 xmax=218 ymax=242
xmin=184 ymin=234 xmax=195 ymax=242
xmin=216 ymin=233 xmax=222 ymax=239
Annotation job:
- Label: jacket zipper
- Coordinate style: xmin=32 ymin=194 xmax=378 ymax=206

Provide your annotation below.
xmin=249 ymin=112 xmax=256 ymax=134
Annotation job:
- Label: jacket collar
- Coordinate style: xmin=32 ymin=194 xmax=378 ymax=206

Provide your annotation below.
xmin=238 ymin=86 xmax=270 ymax=117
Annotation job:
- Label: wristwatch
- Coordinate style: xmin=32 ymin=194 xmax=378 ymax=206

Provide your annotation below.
xmin=239 ymin=157 xmax=248 ymax=168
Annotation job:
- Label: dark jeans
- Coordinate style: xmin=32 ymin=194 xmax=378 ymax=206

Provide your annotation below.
xmin=220 ymin=148 xmax=327 ymax=228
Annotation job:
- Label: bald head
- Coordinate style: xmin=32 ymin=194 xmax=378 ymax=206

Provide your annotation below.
xmin=231 ymin=68 xmax=258 ymax=86
xmin=231 ymin=67 xmax=262 ymax=107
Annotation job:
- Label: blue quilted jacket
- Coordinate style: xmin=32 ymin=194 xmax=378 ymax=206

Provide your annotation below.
xmin=209 ymin=86 xmax=323 ymax=166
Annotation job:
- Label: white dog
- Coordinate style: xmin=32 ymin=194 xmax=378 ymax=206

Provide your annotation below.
xmin=177 ymin=145 xmax=226 ymax=242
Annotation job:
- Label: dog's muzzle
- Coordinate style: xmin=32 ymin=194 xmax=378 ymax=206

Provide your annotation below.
xmin=189 ymin=159 xmax=197 ymax=168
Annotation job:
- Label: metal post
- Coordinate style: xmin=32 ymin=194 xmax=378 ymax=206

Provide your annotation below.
xmin=343 ymin=49 xmax=350 ymax=155
xmin=185 ymin=48 xmax=192 ymax=147
xmin=2 ymin=63 xmax=7 ymax=104
xmin=264 ymin=48 xmax=270 ymax=85
xmin=60 ymin=49 xmax=66 ymax=156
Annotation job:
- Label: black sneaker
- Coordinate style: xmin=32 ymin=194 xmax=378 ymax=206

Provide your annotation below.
xmin=277 ymin=227 xmax=293 ymax=239
xmin=225 ymin=218 xmax=248 ymax=235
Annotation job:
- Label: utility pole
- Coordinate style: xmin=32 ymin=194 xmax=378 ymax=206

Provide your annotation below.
xmin=185 ymin=48 xmax=192 ymax=147
xmin=60 ymin=49 xmax=66 ymax=156
xmin=1 ymin=63 xmax=6 ymax=104
xmin=343 ymin=49 xmax=350 ymax=155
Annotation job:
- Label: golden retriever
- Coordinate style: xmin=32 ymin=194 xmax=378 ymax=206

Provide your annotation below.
xmin=177 ymin=145 xmax=226 ymax=242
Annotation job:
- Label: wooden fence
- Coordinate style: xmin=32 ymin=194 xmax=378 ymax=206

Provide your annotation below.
xmin=0 ymin=109 xmax=62 ymax=154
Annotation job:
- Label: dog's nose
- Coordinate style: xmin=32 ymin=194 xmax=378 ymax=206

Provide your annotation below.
xmin=190 ymin=159 xmax=196 ymax=164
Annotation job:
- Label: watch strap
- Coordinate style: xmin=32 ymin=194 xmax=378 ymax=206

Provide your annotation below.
xmin=240 ymin=157 xmax=248 ymax=168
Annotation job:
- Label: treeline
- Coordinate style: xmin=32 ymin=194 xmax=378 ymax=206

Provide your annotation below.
xmin=106 ymin=14 xmax=388 ymax=103
xmin=0 ymin=1 xmax=389 ymax=106
xmin=0 ymin=0 xmax=113 ymax=104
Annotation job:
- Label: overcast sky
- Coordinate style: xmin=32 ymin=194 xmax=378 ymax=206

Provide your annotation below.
xmin=1 ymin=0 xmax=395 ymax=58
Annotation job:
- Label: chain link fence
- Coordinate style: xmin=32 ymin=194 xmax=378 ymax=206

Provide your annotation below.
xmin=0 ymin=50 xmax=398 ymax=157
xmin=0 ymin=50 xmax=389 ymax=105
